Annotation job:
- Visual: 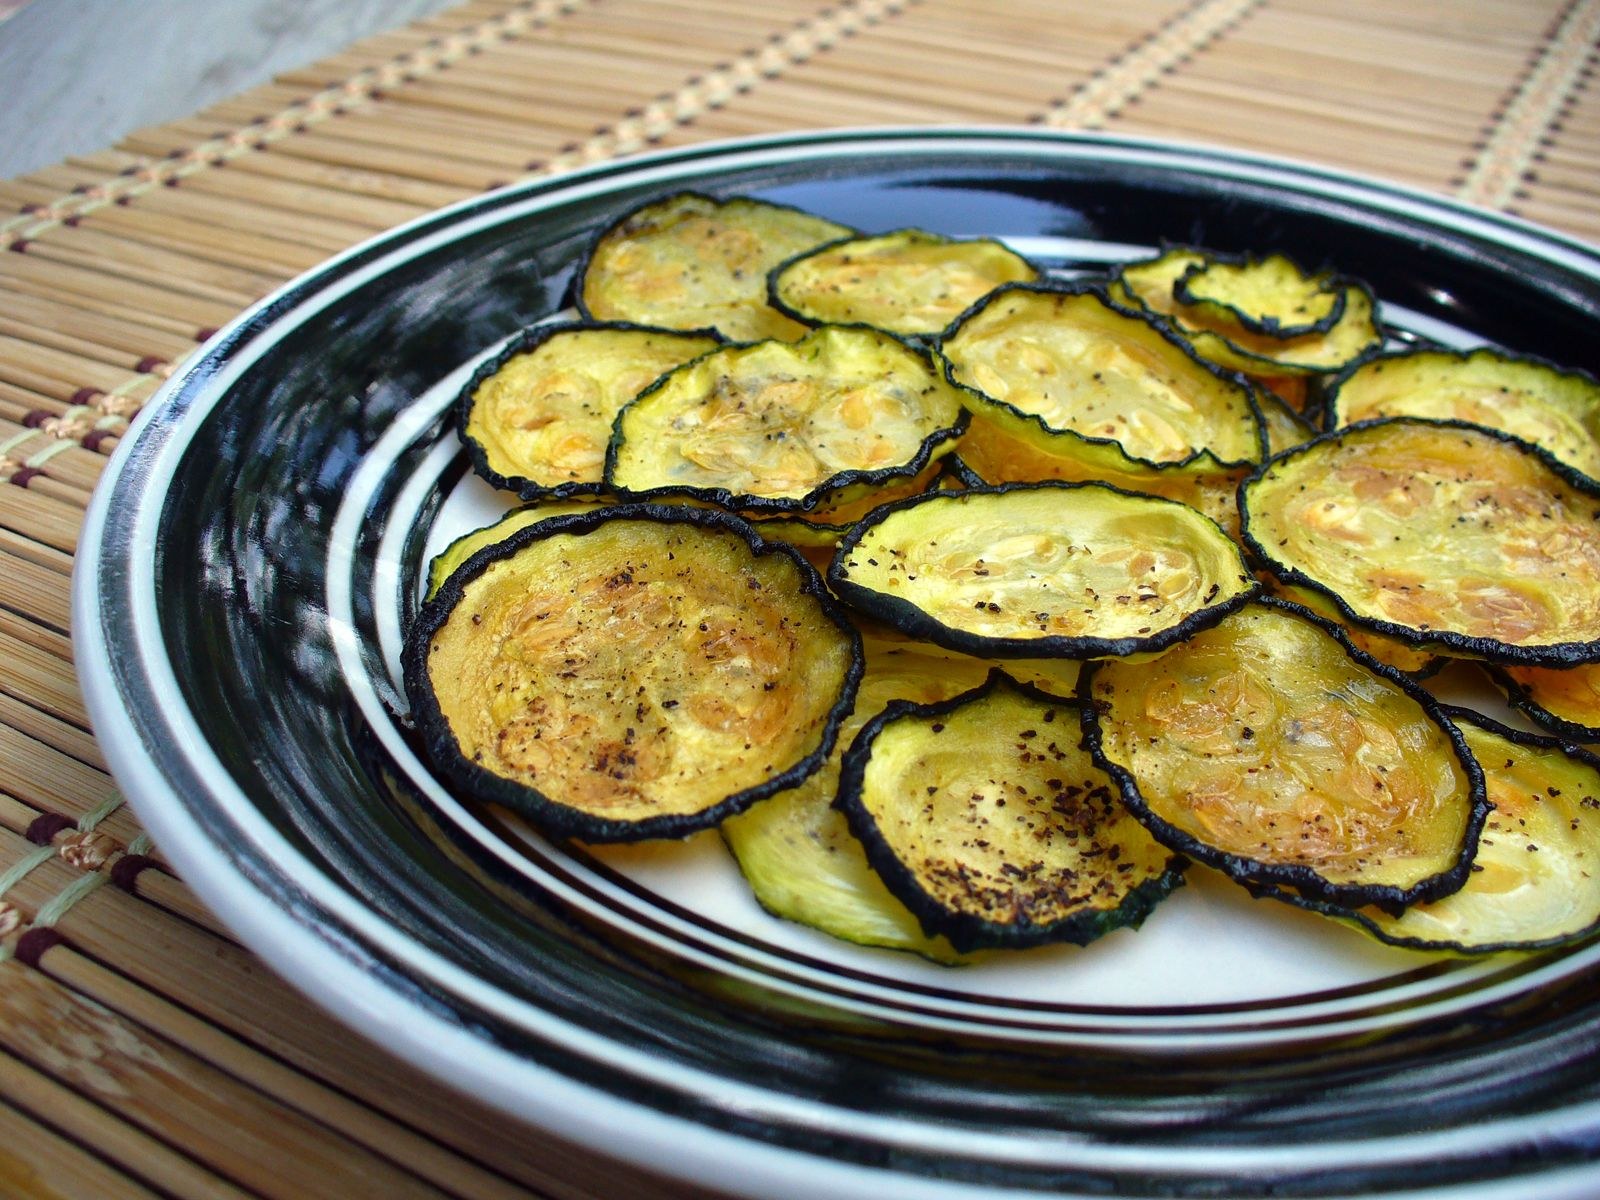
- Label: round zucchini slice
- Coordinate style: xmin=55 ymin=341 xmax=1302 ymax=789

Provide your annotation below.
xmin=606 ymin=325 xmax=967 ymax=513
xmin=722 ymin=637 xmax=995 ymax=963
xmin=836 ymin=670 xmax=1185 ymax=952
xmin=1243 ymin=418 xmax=1600 ymax=666
xmin=1082 ymin=599 xmax=1487 ymax=909
xmin=577 ymin=192 xmax=852 ymax=342
xmin=952 ymin=412 xmax=1248 ymax=540
xmin=1297 ymin=709 xmax=1600 ymax=953
xmin=459 ymin=323 xmax=720 ymax=498
xmin=403 ymin=505 xmax=863 ymax=842
xmin=768 ymin=229 xmax=1038 ymax=337
xmin=1324 ymin=347 xmax=1600 ymax=483
xmin=828 ymin=482 xmax=1258 ymax=659
xmin=1113 ymin=246 xmax=1383 ymax=378
xmin=1173 ymin=251 xmax=1345 ymax=339
xmin=940 ymin=282 xmax=1265 ymax=472
xmin=424 ymin=500 xmax=604 ymax=599
xmin=1491 ymin=662 xmax=1600 ymax=742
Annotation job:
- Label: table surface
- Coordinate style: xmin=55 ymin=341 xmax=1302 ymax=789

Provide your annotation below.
xmin=0 ymin=1 xmax=1596 ymax=1197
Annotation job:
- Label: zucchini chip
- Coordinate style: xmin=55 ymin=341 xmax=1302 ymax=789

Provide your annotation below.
xmin=606 ymin=325 xmax=967 ymax=513
xmin=745 ymin=459 xmax=944 ymax=549
xmin=1081 ymin=599 xmax=1487 ymax=909
xmin=425 ymin=500 xmax=603 ymax=599
xmin=1492 ymin=662 xmax=1600 ymax=742
xmin=1243 ymin=418 xmax=1600 ymax=666
xmin=951 ymin=413 xmax=1248 ymax=540
xmin=460 ymin=323 xmax=720 ymax=498
xmin=836 ymin=670 xmax=1185 ymax=952
xmin=1173 ymin=251 xmax=1344 ymax=339
xmin=577 ymin=192 xmax=852 ymax=342
xmin=722 ymin=638 xmax=995 ymax=962
xmin=769 ymin=229 xmax=1038 ymax=337
xmin=1112 ymin=246 xmax=1383 ymax=378
xmin=1324 ymin=347 xmax=1600 ymax=483
xmin=828 ymin=482 xmax=1258 ymax=659
xmin=403 ymin=505 xmax=862 ymax=842
xmin=1300 ymin=709 xmax=1600 ymax=953
xmin=940 ymin=283 xmax=1265 ymax=472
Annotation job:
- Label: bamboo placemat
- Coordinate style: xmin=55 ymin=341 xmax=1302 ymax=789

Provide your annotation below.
xmin=1 ymin=1 xmax=1596 ymax=1196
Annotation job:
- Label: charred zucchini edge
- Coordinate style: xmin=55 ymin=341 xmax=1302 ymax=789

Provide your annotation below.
xmin=834 ymin=668 xmax=1188 ymax=951
xmin=456 ymin=320 xmax=724 ymax=500
xmin=1488 ymin=665 xmax=1600 ymax=743
xmin=937 ymin=279 xmax=1270 ymax=471
xmin=1077 ymin=595 xmax=1490 ymax=911
xmin=827 ymin=480 xmax=1261 ymax=660
xmin=1240 ymin=416 xmax=1600 ymax=668
xmin=402 ymin=502 xmax=865 ymax=842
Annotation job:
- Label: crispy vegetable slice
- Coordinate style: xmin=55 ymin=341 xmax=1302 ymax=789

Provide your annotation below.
xmin=950 ymin=413 xmax=1247 ymax=539
xmin=578 ymin=192 xmax=852 ymax=342
xmin=404 ymin=505 xmax=862 ymax=842
xmin=1174 ymin=252 xmax=1344 ymax=339
xmin=829 ymin=482 xmax=1258 ymax=659
xmin=1325 ymin=347 xmax=1600 ymax=483
xmin=940 ymin=283 xmax=1264 ymax=471
xmin=836 ymin=670 xmax=1184 ymax=952
xmin=1081 ymin=599 xmax=1487 ymax=908
xmin=769 ymin=229 xmax=1038 ymax=337
xmin=606 ymin=325 xmax=967 ymax=513
xmin=1296 ymin=709 xmax=1600 ymax=952
xmin=1243 ymin=418 xmax=1600 ymax=666
xmin=425 ymin=500 xmax=603 ymax=599
xmin=722 ymin=638 xmax=993 ymax=962
xmin=460 ymin=323 xmax=720 ymax=498
xmin=1492 ymin=662 xmax=1600 ymax=742
xmin=1113 ymin=246 xmax=1383 ymax=377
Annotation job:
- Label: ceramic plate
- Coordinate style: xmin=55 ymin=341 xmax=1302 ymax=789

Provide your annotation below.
xmin=76 ymin=129 xmax=1600 ymax=1199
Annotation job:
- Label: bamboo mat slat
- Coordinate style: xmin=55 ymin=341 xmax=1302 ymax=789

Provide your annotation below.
xmin=1 ymin=0 xmax=1596 ymax=1196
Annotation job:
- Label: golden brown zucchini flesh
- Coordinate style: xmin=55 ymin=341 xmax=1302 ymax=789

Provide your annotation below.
xmin=606 ymin=325 xmax=966 ymax=513
xmin=1325 ymin=347 xmax=1600 ymax=483
xmin=1309 ymin=709 xmax=1600 ymax=952
xmin=1262 ymin=580 xmax=1441 ymax=676
xmin=940 ymin=283 xmax=1264 ymax=471
xmin=1492 ymin=662 xmax=1600 ymax=742
xmin=836 ymin=670 xmax=1184 ymax=952
xmin=1173 ymin=252 xmax=1344 ymax=339
xmin=578 ymin=192 xmax=852 ymax=342
xmin=722 ymin=637 xmax=995 ymax=962
xmin=828 ymin=482 xmax=1257 ymax=659
xmin=1243 ymin=418 xmax=1600 ymax=666
xmin=425 ymin=500 xmax=604 ymax=600
xmin=1113 ymin=247 xmax=1383 ymax=378
xmin=1081 ymin=599 xmax=1487 ymax=908
xmin=461 ymin=324 xmax=720 ymax=498
xmin=769 ymin=229 xmax=1038 ymax=337
xmin=951 ymin=410 xmax=1249 ymax=540
xmin=403 ymin=505 xmax=862 ymax=842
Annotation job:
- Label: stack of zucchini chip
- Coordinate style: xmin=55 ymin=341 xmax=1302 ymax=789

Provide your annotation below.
xmin=404 ymin=191 xmax=1600 ymax=963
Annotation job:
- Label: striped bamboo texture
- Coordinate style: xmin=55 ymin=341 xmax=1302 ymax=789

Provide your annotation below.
xmin=0 ymin=0 xmax=1595 ymax=1195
